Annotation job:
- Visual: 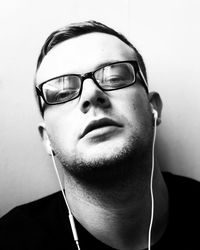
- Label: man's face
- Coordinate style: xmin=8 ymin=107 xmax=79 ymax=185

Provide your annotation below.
xmin=36 ymin=33 xmax=153 ymax=177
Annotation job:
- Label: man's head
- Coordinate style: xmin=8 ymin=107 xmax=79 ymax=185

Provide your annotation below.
xmin=35 ymin=20 xmax=162 ymax=183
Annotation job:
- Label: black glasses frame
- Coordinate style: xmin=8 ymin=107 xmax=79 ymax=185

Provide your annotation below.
xmin=35 ymin=60 xmax=148 ymax=106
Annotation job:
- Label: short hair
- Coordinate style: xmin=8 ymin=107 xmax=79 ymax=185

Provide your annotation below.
xmin=35 ymin=20 xmax=148 ymax=115
xmin=36 ymin=20 xmax=147 ymax=78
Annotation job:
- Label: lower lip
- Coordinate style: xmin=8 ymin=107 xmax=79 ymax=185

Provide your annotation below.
xmin=82 ymin=126 xmax=121 ymax=141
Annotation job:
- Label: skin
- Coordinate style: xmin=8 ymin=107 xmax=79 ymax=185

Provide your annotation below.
xmin=36 ymin=32 xmax=168 ymax=249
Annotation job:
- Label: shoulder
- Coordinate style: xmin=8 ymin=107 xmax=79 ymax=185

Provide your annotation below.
xmin=0 ymin=191 xmax=74 ymax=249
xmin=0 ymin=191 xmax=63 ymax=223
xmin=163 ymin=171 xmax=200 ymax=197
xmin=163 ymin=171 xmax=200 ymax=211
xmin=162 ymin=172 xmax=200 ymax=248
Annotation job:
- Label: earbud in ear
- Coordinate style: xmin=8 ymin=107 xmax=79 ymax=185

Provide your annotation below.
xmin=46 ymin=135 xmax=55 ymax=156
xmin=152 ymin=109 xmax=158 ymax=120
xmin=150 ymin=104 xmax=158 ymax=120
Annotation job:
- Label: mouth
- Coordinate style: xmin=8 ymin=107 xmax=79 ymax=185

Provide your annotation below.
xmin=80 ymin=118 xmax=123 ymax=139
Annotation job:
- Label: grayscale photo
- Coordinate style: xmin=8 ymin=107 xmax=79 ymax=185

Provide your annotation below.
xmin=0 ymin=1 xmax=200 ymax=249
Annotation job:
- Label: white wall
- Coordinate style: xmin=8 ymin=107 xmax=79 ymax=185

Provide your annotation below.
xmin=0 ymin=0 xmax=200 ymax=217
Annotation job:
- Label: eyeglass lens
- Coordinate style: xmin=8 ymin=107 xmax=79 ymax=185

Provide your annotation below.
xmin=42 ymin=62 xmax=136 ymax=104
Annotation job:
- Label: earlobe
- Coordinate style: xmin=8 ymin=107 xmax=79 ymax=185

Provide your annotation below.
xmin=38 ymin=122 xmax=54 ymax=156
xmin=148 ymin=92 xmax=163 ymax=126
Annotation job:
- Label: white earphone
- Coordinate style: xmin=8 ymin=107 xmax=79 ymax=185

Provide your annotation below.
xmin=148 ymin=107 xmax=158 ymax=250
xmin=152 ymin=108 xmax=158 ymax=121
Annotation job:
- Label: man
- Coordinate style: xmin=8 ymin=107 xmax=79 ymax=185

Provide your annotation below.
xmin=0 ymin=20 xmax=199 ymax=250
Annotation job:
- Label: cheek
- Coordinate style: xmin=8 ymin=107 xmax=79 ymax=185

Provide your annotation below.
xmin=44 ymin=99 xmax=79 ymax=135
xmin=112 ymin=88 xmax=144 ymax=117
xmin=44 ymin=113 xmax=78 ymax=153
xmin=112 ymin=88 xmax=152 ymax=130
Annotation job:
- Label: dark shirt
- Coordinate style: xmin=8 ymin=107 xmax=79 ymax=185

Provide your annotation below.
xmin=0 ymin=172 xmax=199 ymax=250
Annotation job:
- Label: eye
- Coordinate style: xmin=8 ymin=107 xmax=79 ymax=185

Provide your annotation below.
xmin=106 ymin=75 xmax=127 ymax=83
xmin=42 ymin=75 xmax=81 ymax=103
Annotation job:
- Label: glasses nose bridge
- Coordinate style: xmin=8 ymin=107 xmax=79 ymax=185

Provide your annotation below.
xmin=81 ymin=71 xmax=101 ymax=92
xmin=80 ymin=71 xmax=104 ymax=97
xmin=81 ymin=71 xmax=96 ymax=84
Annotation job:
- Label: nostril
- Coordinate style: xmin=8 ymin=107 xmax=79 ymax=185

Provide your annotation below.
xmin=98 ymin=97 xmax=106 ymax=104
xmin=82 ymin=97 xmax=105 ymax=109
xmin=82 ymin=100 xmax=90 ymax=109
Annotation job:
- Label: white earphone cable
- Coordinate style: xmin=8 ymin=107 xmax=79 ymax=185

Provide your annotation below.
xmin=148 ymin=112 xmax=157 ymax=250
xmin=49 ymin=148 xmax=81 ymax=250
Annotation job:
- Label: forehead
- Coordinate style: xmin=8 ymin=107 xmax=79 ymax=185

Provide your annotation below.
xmin=36 ymin=32 xmax=137 ymax=84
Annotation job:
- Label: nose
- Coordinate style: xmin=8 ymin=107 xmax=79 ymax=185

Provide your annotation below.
xmin=79 ymin=78 xmax=111 ymax=113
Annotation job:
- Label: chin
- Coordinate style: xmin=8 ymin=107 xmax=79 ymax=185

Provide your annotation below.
xmin=56 ymin=134 xmax=152 ymax=187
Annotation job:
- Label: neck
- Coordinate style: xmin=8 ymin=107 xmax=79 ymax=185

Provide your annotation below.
xmin=63 ymin=160 xmax=168 ymax=250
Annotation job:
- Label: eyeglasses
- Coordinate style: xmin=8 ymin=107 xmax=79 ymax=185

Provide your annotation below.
xmin=35 ymin=60 xmax=148 ymax=105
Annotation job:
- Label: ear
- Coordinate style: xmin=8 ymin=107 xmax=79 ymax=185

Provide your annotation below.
xmin=148 ymin=92 xmax=163 ymax=126
xmin=38 ymin=122 xmax=54 ymax=156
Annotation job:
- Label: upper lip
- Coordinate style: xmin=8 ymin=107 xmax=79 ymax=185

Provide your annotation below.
xmin=80 ymin=118 xmax=122 ymax=138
